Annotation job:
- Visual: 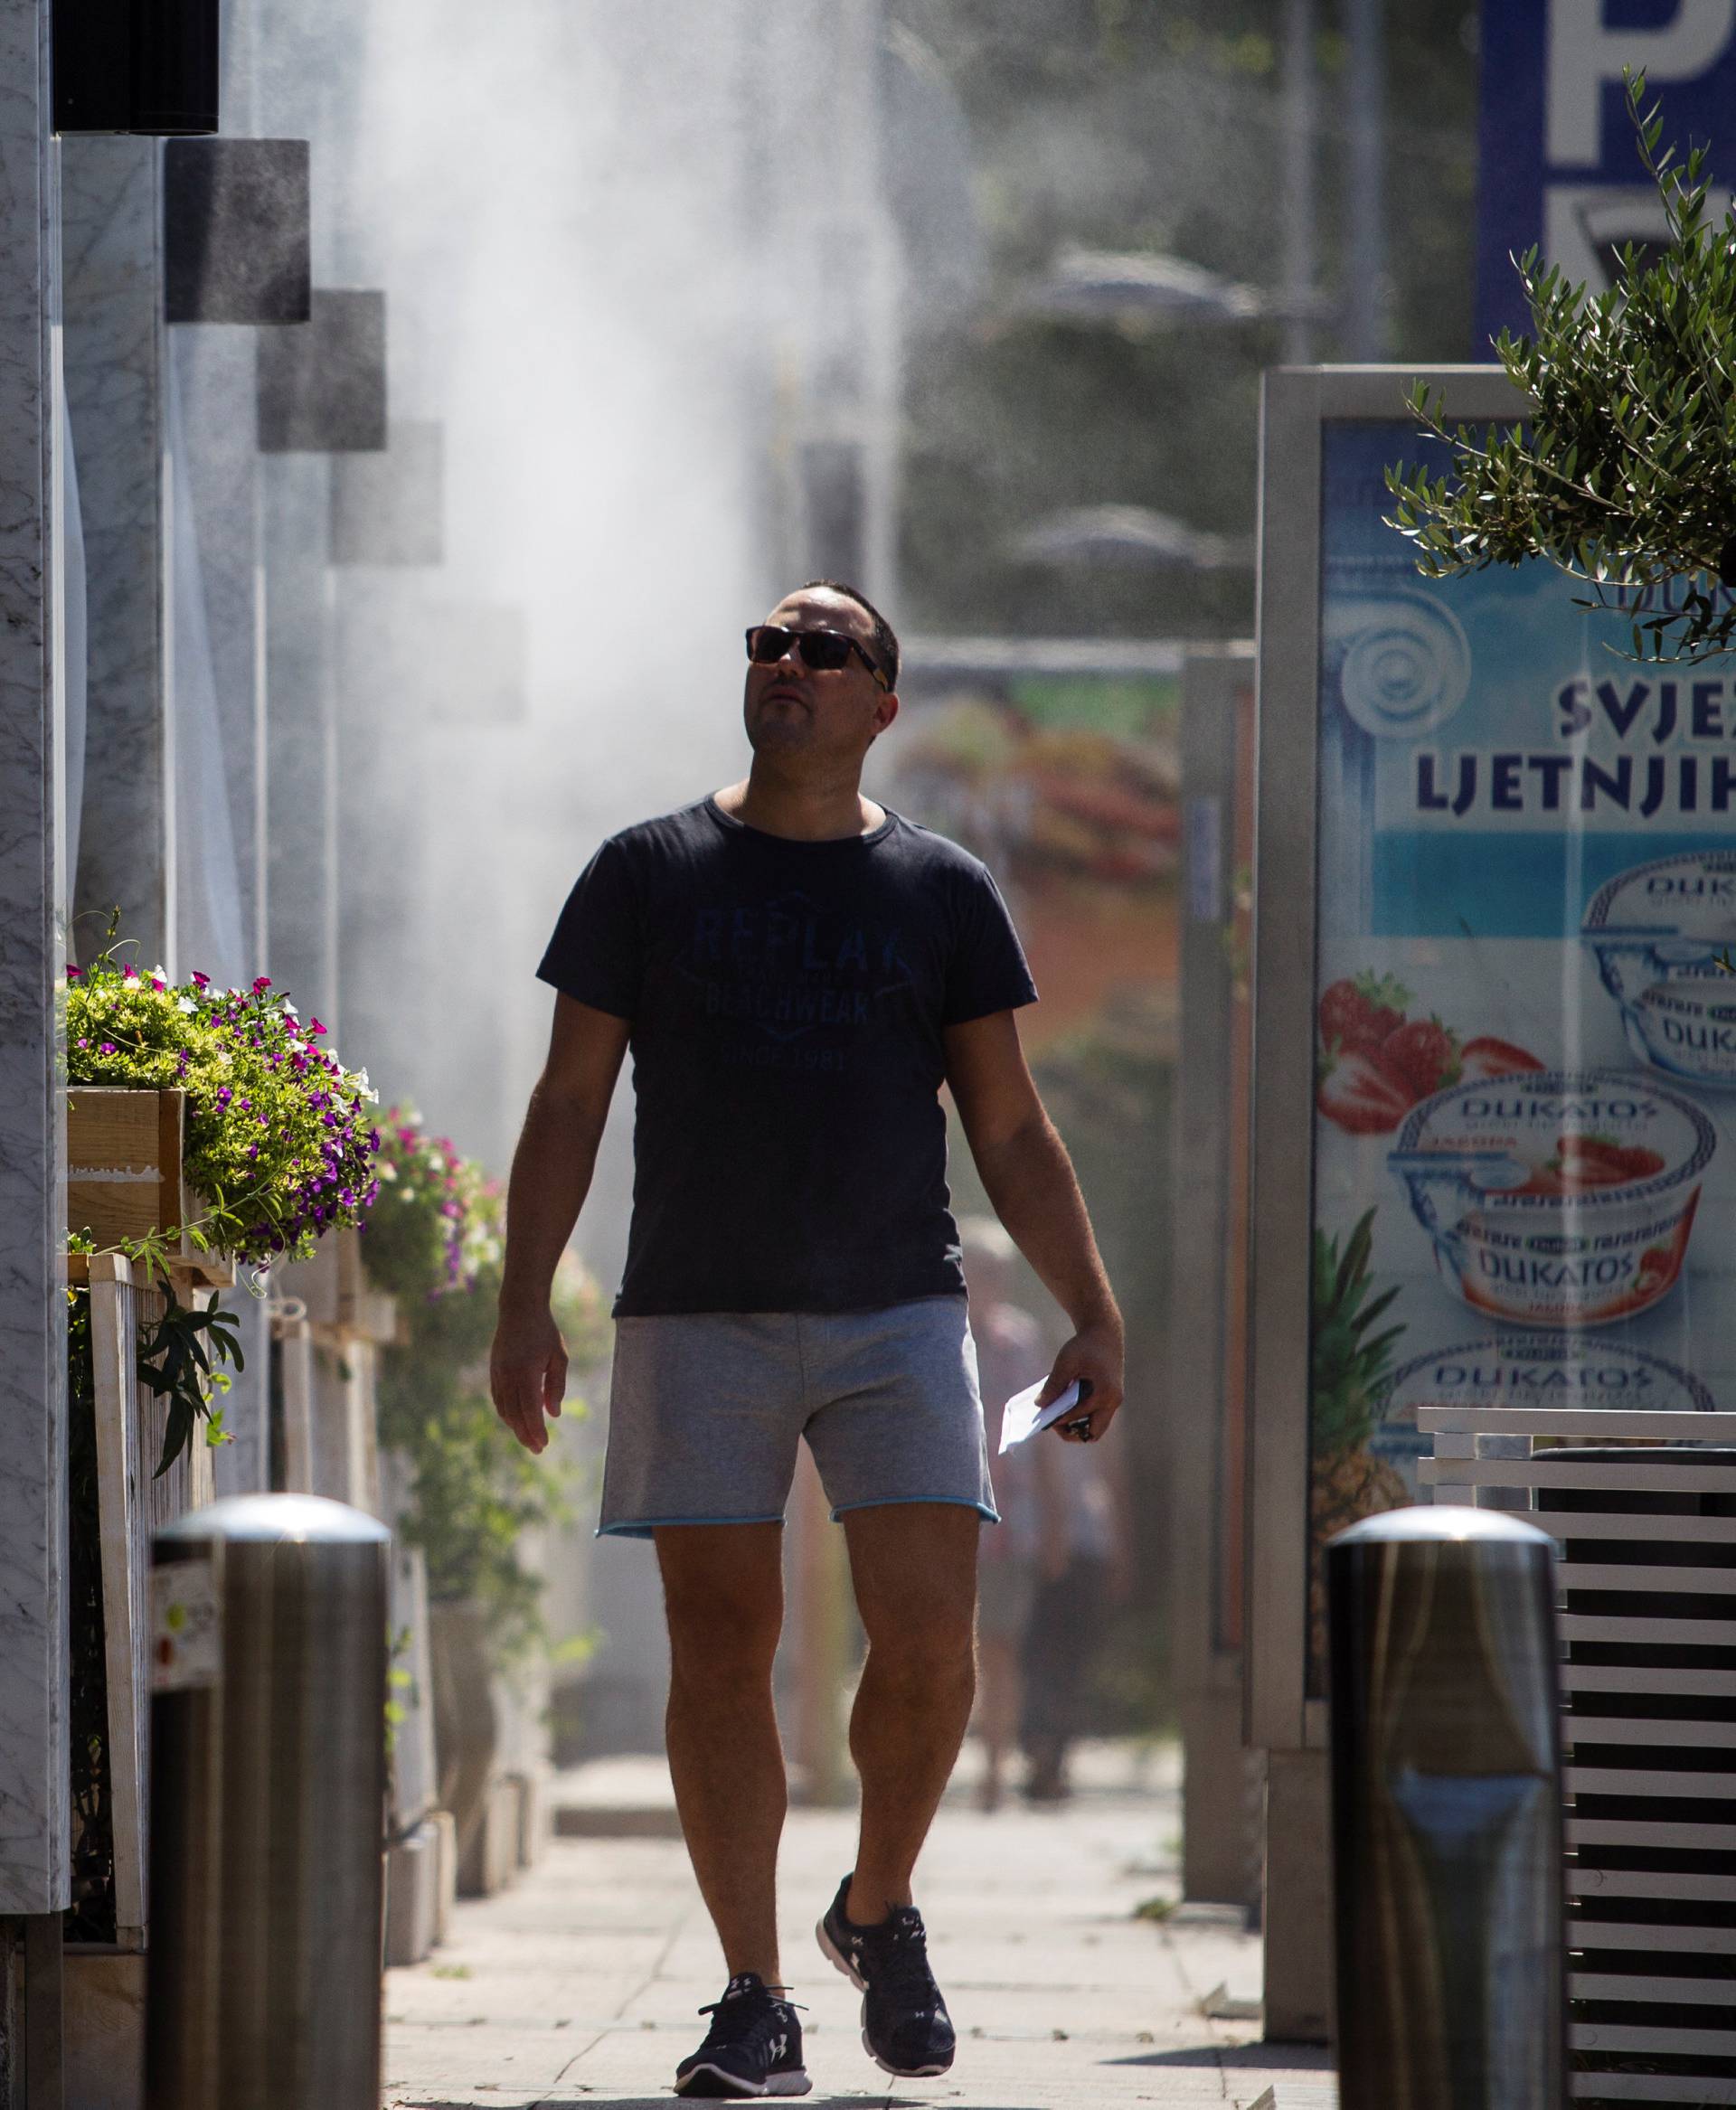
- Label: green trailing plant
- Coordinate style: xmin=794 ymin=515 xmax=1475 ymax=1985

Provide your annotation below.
xmin=66 ymin=928 xmax=381 ymax=1472
xmin=1387 ymin=71 xmax=1736 ymax=665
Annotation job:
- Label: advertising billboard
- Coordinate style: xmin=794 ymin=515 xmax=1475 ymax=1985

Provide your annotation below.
xmin=1478 ymin=1 xmax=1736 ymax=346
xmin=1250 ymin=366 xmax=1735 ymax=1745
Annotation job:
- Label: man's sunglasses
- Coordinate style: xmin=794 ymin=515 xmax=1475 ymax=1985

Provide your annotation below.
xmin=745 ymin=625 xmax=892 ymax=692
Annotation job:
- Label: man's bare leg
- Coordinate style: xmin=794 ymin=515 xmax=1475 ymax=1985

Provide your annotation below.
xmin=655 ymin=1521 xmax=788 ymax=1982
xmin=839 ymin=1503 xmax=979 ymax=1926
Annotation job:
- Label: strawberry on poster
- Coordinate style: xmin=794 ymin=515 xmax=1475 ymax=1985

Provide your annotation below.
xmin=1305 ymin=422 xmax=1736 ymax=1637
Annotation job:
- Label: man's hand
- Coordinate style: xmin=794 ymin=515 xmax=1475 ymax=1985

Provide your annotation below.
xmin=490 ymin=1304 xmax=567 ymax=1455
xmin=1036 ymin=1316 xmax=1125 ymax=1443
xmin=491 ymin=997 xmax=627 ymax=1456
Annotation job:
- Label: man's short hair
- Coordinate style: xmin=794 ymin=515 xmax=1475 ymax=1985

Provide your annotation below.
xmin=797 ymin=578 xmax=901 ymax=690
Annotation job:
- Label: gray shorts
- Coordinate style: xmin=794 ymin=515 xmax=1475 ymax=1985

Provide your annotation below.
xmin=599 ymin=1295 xmax=999 ymax=1539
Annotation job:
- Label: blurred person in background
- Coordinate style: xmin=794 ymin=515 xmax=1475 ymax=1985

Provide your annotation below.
xmin=965 ymin=1216 xmax=1133 ymax=1809
xmin=490 ymin=581 xmax=1124 ymax=2099
xmin=1019 ymin=1394 xmax=1133 ymax=1802
xmin=961 ymin=1216 xmax=1043 ymax=1814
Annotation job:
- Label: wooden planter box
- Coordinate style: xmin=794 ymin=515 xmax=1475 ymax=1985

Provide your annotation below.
xmin=67 ymin=1088 xmax=235 ymax=1288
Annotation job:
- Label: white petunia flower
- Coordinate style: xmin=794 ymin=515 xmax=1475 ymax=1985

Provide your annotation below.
xmin=176 ymin=996 xmax=197 ymax=1014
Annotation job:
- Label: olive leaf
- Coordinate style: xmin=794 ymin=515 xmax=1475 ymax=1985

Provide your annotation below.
xmin=1387 ymin=70 xmax=1736 ymax=665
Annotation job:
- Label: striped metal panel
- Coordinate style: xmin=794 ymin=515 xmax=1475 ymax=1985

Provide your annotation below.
xmin=1567 ymin=1765 xmax=1736 ymax=1796
xmin=1560 ymin=1612 xmax=1736 ymax=1644
xmin=1559 ymin=1562 xmax=1736 ymax=1593
xmin=1417 ymin=1407 xmax=1736 ymax=1437
xmin=1535 ymin=1508 xmax=1736 ymax=1543
xmin=1568 ymin=1920 xmax=1736 ymax=1953
xmin=1573 ymin=2021 xmax=1736 ymax=2056
xmin=1420 ymin=1457 xmax=1736 ymax=1491
xmin=1571 ymin=1973 xmax=1736 ymax=2004
xmin=1435 ymin=1432 xmax=1736 ymax=2097
xmin=1565 ymin=1717 xmax=1736 ymax=1747
xmin=1571 ymin=1867 xmax=1736 ymax=1901
xmin=1571 ymin=2081 xmax=1736 ymax=2105
xmin=1568 ymin=1817 xmax=1736 ymax=1850
xmin=1559 ymin=1663 xmax=1736 ymax=1695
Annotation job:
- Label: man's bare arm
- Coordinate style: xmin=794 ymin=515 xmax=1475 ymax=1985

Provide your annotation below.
xmin=943 ymin=1009 xmax=1125 ymax=1440
xmin=490 ymin=994 xmax=630 ymax=1454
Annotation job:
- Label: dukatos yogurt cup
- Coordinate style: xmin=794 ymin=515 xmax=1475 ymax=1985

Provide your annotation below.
xmin=1388 ymin=1069 xmax=1715 ymax=1327
xmin=1583 ymin=850 xmax=1736 ymax=1087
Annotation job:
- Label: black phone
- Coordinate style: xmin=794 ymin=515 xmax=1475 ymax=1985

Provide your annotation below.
xmin=1057 ymin=1379 xmax=1095 ymax=1440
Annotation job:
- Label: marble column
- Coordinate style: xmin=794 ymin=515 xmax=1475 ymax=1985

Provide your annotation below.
xmin=0 ymin=0 xmax=70 ymax=1917
xmin=61 ymin=136 xmax=173 ymax=974
xmin=169 ymin=327 xmax=265 ymax=974
xmin=263 ymin=453 xmax=339 ymax=1031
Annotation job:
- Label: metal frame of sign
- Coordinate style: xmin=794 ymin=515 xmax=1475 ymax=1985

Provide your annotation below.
xmin=1247 ymin=364 xmax=1529 ymax=1755
xmin=1172 ymin=644 xmax=1258 ymax=1907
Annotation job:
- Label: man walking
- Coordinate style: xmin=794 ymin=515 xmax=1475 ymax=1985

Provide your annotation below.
xmin=490 ymin=581 xmax=1124 ymax=2098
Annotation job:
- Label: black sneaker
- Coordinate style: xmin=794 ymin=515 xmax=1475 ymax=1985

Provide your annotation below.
xmin=674 ymin=1973 xmax=811 ymax=2098
xmin=816 ymin=1874 xmax=957 ymax=2079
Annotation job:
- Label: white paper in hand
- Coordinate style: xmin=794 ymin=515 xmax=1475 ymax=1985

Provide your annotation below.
xmin=998 ymin=1379 xmax=1082 ymax=1455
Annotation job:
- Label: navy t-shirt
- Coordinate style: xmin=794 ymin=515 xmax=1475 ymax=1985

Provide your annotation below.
xmin=537 ymin=796 xmax=1038 ymax=1316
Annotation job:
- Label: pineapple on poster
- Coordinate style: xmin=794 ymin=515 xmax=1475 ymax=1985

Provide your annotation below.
xmin=1306 ymin=423 xmax=1736 ymax=1692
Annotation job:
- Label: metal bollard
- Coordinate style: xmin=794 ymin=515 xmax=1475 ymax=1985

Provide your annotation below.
xmin=146 ymin=1493 xmax=392 ymax=2109
xmin=1326 ymin=1506 xmax=1564 ymax=2110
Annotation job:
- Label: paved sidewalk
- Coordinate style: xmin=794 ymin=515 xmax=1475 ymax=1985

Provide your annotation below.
xmin=383 ymin=1743 xmax=1333 ymax=2108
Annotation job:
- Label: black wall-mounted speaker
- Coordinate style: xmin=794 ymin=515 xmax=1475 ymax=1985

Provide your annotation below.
xmin=257 ymin=290 xmax=389 ymax=454
xmin=165 ymin=140 xmax=311 ymax=325
xmin=53 ymin=0 xmax=219 ymax=136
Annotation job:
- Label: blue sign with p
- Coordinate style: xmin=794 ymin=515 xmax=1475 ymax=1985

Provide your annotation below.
xmin=1477 ymin=1 xmax=1736 ymax=348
